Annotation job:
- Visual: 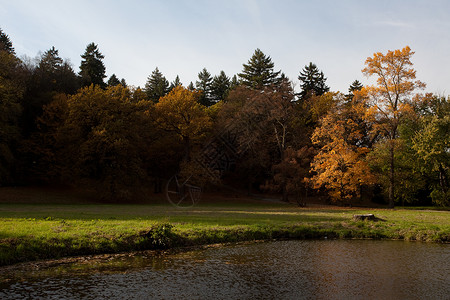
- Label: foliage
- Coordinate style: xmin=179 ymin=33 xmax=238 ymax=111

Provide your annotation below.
xmin=144 ymin=67 xmax=169 ymax=103
xmin=196 ymin=68 xmax=213 ymax=106
xmin=346 ymin=79 xmax=363 ymax=101
xmin=55 ymin=85 xmax=153 ymax=200
xmin=362 ymin=46 xmax=425 ymax=208
xmin=412 ymin=95 xmax=449 ymax=206
xmin=298 ymin=62 xmax=329 ymax=100
xmin=107 ymin=74 xmax=121 ymax=86
xmin=155 ymin=86 xmax=212 ymax=161
xmin=79 ymin=42 xmax=106 ymax=88
xmin=0 ymin=28 xmax=15 ymax=54
xmin=0 ymin=46 xmax=24 ymax=184
xmin=309 ymin=99 xmax=375 ymax=204
xmin=210 ymin=70 xmax=231 ymax=103
xmin=238 ymin=48 xmax=281 ymax=89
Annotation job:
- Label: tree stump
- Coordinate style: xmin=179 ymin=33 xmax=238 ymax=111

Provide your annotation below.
xmin=353 ymin=214 xmax=376 ymax=221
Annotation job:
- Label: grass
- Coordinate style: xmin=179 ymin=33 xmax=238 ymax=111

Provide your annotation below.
xmin=0 ymin=188 xmax=449 ymax=266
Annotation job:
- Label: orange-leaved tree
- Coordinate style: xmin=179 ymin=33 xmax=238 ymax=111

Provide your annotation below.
xmin=155 ymin=85 xmax=211 ymax=162
xmin=309 ymin=93 xmax=375 ymax=205
xmin=362 ymin=46 xmax=425 ymax=208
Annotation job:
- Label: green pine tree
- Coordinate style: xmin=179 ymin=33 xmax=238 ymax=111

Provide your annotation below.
xmin=210 ymin=70 xmax=230 ymax=102
xmin=346 ymin=80 xmax=363 ymax=101
xmin=107 ymin=74 xmax=121 ymax=86
xmin=169 ymin=75 xmax=182 ymax=91
xmin=144 ymin=67 xmax=169 ymax=102
xmin=0 ymin=28 xmax=15 ymax=54
xmin=196 ymin=68 xmax=213 ymax=106
xmin=79 ymin=43 xmax=106 ymax=88
xmin=238 ymin=48 xmax=281 ymax=89
xmin=298 ymin=62 xmax=329 ymax=100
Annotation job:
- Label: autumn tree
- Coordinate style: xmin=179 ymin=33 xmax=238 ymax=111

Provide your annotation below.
xmin=238 ymin=48 xmax=281 ymax=89
xmin=309 ymin=96 xmax=375 ymax=204
xmin=362 ymin=46 xmax=425 ymax=208
xmin=144 ymin=67 xmax=169 ymax=102
xmin=298 ymin=62 xmax=329 ymax=100
xmin=79 ymin=42 xmax=106 ymax=88
xmin=56 ymin=85 xmax=153 ymax=200
xmin=219 ymin=80 xmax=297 ymax=198
xmin=196 ymin=68 xmax=213 ymax=106
xmin=155 ymin=86 xmax=211 ymax=161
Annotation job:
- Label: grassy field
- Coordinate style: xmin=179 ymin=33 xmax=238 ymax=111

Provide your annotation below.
xmin=0 ymin=187 xmax=449 ymax=266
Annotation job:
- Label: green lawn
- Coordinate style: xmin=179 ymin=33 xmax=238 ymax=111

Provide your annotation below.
xmin=0 ymin=194 xmax=449 ymax=266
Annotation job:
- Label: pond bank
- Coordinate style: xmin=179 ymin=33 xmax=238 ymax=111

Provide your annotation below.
xmin=1 ymin=202 xmax=449 ymax=266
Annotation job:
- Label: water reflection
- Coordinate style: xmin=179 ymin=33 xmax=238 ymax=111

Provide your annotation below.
xmin=1 ymin=240 xmax=449 ymax=299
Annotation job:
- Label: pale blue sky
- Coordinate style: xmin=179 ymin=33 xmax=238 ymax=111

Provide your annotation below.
xmin=1 ymin=0 xmax=449 ymax=94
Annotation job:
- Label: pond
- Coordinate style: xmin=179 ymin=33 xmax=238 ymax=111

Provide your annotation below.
xmin=1 ymin=240 xmax=449 ymax=299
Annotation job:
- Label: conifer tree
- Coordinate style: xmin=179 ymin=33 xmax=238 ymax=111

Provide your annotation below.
xmin=230 ymin=74 xmax=240 ymax=90
xmin=238 ymin=48 xmax=281 ymax=89
xmin=196 ymin=68 xmax=213 ymax=106
xmin=79 ymin=43 xmax=106 ymax=88
xmin=346 ymin=80 xmax=363 ymax=101
xmin=0 ymin=28 xmax=15 ymax=54
xmin=107 ymin=74 xmax=121 ymax=86
xmin=210 ymin=70 xmax=230 ymax=102
xmin=298 ymin=62 xmax=329 ymax=100
xmin=144 ymin=67 xmax=169 ymax=102
xmin=169 ymin=75 xmax=182 ymax=91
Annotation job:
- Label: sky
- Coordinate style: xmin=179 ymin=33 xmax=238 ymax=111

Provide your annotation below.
xmin=1 ymin=0 xmax=450 ymax=94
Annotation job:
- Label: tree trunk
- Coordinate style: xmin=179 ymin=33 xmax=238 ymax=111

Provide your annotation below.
xmin=439 ymin=163 xmax=448 ymax=194
xmin=282 ymin=185 xmax=288 ymax=202
xmin=388 ymin=141 xmax=395 ymax=209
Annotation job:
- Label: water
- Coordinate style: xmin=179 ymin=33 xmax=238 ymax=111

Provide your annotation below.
xmin=1 ymin=240 xmax=449 ymax=299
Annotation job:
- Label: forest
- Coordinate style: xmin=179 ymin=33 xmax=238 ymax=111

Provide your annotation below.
xmin=0 ymin=28 xmax=448 ymax=208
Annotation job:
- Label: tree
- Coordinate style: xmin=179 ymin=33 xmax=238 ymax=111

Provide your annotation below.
xmin=0 ymin=28 xmax=15 ymax=54
xmin=298 ymin=62 xmax=329 ymax=100
xmin=155 ymin=86 xmax=211 ymax=161
xmin=21 ymin=47 xmax=78 ymax=136
xmin=346 ymin=80 xmax=363 ymax=101
xmin=238 ymin=48 xmax=281 ymax=89
xmin=79 ymin=42 xmax=106 ymax=88
xmin=196 ymin=68 xmax=213 ymax=106
xmin=309 ymin=104 xmax=375 ymax=204
xmin=412 ymin=95 xmax=449 ymax=206
xmin=107 ymin=74 xmax=121 ymax=86
xmin=172 ymin=75 xmax=182 ymax=87
xmin=0 ymin=36 xmax=24 ymax=184
xmin=144 ymin=67 xmax=169 ymax=103
xmin=230 ymin=74 xmax=239 ymax=90
xmin=210 ymin=70 xmax=230 ymax=102
xmin=362 ymin=46 xmax=425 ymax=208
xmin=56 ymin=85 xmax=153 ymax=200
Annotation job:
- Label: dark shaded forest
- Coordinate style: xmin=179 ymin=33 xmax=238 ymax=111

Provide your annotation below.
xmin=0 ymin=29 xmax=448 ymax=207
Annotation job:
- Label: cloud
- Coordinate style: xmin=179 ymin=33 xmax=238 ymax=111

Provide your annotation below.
xmin=374 ymin=20 xmax=414 ymax=29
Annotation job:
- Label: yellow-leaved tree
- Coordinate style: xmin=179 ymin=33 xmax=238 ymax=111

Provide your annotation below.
xmin=155 ymin=86 xmax=212 ymax=184
xmin=362 ymin=46 xmax=425 ymax=208
xmin=309 ymin=92 xmax=375 ymax=205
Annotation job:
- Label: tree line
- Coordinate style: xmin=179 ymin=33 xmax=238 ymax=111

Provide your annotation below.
xmin=0 ymin=28 xmax=448 ymax=207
